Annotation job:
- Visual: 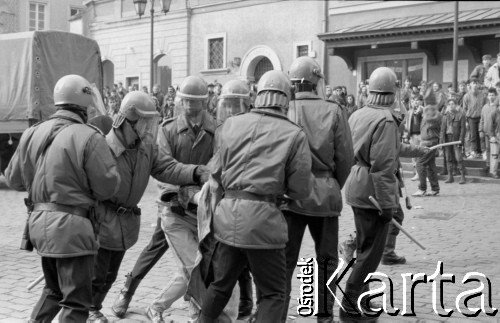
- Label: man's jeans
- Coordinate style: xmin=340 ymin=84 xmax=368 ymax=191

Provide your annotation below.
xmin=410 ymin=134 xmax=421 ymax=168
xmin=416 ymin=149 xmax=440 ymax=192
xmin=468 ymin=117 xmax=482 ymax=154
xmin=151 ymin=207 xmax=198 ymax=312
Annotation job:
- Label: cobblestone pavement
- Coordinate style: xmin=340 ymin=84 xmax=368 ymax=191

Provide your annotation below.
xmin=0 ymin=175 xmax=499 ymax=322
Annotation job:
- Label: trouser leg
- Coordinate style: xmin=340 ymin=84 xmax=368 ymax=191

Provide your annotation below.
xmin=57 ymin=255 xmax=94 ymax=322
xmin=238 ymin=266 xmax=253 ymax=316
xmin=345 ymin=207 xmax=389 ymax=298
xmin=308 ymin=216 xmax=339 ymax=319
xmin=491 ymin=142 xmax=499 ymax=175
xmin=247 ymin=248 xmax=287 ymax=323
xmin=130 ymin=216 xmax=169 ymax=280
xmin=200 ymin=243 xmax=247 ymax=321
xmin=91 ymin=248 xmax=126 ymax=310
xmin=427 ymin=151 xmax=440 ymax=192
xmin=282 ymin=211 xmax=308 ymax=322
xmin=30 ymin=257 xmax=63 ymax=322
xmin=383 ymin=205 xmax=403 ymax=258
xmin=469 ymin=117 xmax=481 ymax=154
xmin=484 ymin=135 xmax=490 ymax=166
xmin=151 ymin=214 xmax=198 ymax=312
xmin=416 ymin=151 xmax=430 ymax=191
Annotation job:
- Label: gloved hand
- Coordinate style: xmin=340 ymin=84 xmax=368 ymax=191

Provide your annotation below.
xmin=194 ymin=165 xmax=210 ymax=185
xmin=379 ymin=208 xmax=394 ymax=224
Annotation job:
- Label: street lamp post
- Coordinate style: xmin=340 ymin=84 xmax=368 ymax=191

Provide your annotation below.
xmin=133 ymin=0 xmax=172 ymax=93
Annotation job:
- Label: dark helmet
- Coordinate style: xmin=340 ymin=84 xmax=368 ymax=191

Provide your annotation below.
xmin=254 ymin=70 xmax=291 ymax=111
xmin=368 ymin=67 xmax=398 ymax=94
xmin=289 ymin=56 xmax=323 ymax=85
xmin=176 ymin=76 xmax=208 ymax=101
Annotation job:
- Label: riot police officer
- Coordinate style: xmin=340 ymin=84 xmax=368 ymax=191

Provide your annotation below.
xmin=282 ymin=56 xmax=354 ymax=323
xmin=5 ymin=75 xmax=120 ymax=322
xmin=199 ymin=71 xmax=313 ymax=322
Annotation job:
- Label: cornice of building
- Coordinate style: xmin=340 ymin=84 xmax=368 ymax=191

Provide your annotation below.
xmin=89 ymin=8 xmax=189 ymax=31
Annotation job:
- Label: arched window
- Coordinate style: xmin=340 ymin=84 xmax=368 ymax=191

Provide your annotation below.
xmin=254 ymin=57 xmax=274 ymax=83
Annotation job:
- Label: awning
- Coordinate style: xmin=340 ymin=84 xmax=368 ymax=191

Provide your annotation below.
xmin=318 ymin=8 xmax=500 ymax=48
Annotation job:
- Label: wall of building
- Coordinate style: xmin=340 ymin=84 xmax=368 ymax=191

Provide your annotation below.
xmin=86 ymin=0 xmax=190 ymax=89
xmin=16 ymin=0 xmax=84 ymax=32
xmin=326 ymin=1 xmax=500 ymax=95
xmin=189 ymin=0 xmax=325 ymax=85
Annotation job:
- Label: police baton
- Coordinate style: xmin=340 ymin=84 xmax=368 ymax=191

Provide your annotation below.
xmin=368 ymin=196 xmax=426 ymax=250
xmin=27 ymin=274 xmax=44 ymax=291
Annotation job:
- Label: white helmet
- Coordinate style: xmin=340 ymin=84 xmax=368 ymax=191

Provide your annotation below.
xmin=53 ymin=74 xmax=93 ymax=108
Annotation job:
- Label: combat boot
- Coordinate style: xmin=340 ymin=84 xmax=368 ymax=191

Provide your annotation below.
xmin=459 ymin=165 xmax=466 ymax=184
xmin=237 ymin=270 xmax=254 ymax=319
xmin=87 ymin=310 xmax=108 ymax=323
xmin=111 ymin=273 xmax=142 ymax=318
xmin=382 ymin=234 xmax=406 ymax=265
xmin=444 ymin=166 xmax=454 ymax=183
xmin=338 ymin=292 xmax=378 ymax=322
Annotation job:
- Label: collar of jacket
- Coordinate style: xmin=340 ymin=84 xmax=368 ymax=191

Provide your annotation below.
xmin=251 ymin=108 xmax=288 ymax=121
xmin=106 ymin=129 xmax=127 ymax=157
xmin=294 ymin=92 xmax=321 ymax=100
xmin=366 ymin=104 xmax=403 ymax=125
xmin=176 ymin=111 xmax=215 ymax=135
xmin=51 ymin=109 xmax=85 ymax=124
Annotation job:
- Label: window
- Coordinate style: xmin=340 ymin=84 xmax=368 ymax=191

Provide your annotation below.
xmin=358 ymin=53 xmax=427 ymax=87
xmin=208 ymin=38 xmax=224 ymax=69
xmin=29 ymin=2 xmax=46 ymax=31
xmin=297 ymin=45 xmax=309 ymax=57
xmin=254 ymin=57 xmax=274 ymax=83
xmin=70 ymin=7 xmax=82 ymax=19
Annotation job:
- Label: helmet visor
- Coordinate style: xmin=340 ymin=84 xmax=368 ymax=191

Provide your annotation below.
xmin=216 ymin=98 xmax=249 ymax=124
xmin=134 ymin=116 xmax=161 ymax=145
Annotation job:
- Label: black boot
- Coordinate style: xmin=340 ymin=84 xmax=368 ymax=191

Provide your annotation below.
xmin=444 ymin=165 xmax=454 ymax=183
xmin=237 ymin=268 xmax=254 ymax=319
xmin=111 ymin=273 xmax=142 ymax=318
xmin=382 ymin=235 xmax=406 ymax=265
xmin=88 ymin=292 xmax=109 ymax=322
xmin=459 ymin=164 xmax=466 ymax=184
xmin=339 ymin=292 xmax=378 ymax=322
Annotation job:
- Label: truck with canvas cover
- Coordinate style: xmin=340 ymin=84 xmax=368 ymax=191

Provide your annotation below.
xmin=0 ymin=30 xmax=103 ymax=174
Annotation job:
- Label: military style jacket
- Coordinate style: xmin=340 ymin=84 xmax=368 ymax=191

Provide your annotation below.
xmin=283 ymin=92 xmax=354 ymax=217
xmin=212 ymin=108 xmax=313 ymax=249
xmin=6 ymin=110 xmax=120 ymax=257
xmin=345 ymin=105 xmax=402 ymax=210
xmin=97 ymin=128 xmax=186 ymax=251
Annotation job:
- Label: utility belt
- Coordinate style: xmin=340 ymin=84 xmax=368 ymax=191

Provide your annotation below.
xmin=312 ymin=169 xmax=333 ymax=178
xmin=33 ymin=202 xmax=89 ymax=218
xmin=32 ymin=202 xmax=100 ymax=239
xmin=223 ymin=190 xmax=277 ymax=204
xmin=102 ymin=201 xmax=141 ymax=216
xmin=157 ymin=195 xmax=197 ymax=217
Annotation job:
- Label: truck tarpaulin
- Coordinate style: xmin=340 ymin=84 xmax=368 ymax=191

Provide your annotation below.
xmin=0 ymin=31 xmax=103 ymax=125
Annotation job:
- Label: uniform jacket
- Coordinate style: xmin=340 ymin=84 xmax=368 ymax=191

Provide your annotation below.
xmin=479 ymin=102 xmax=498 ymax=137
xmin=157 ymin=110 xmax=216 ymax=223
xmin=345 ymin=105 xmax=402 ymax=210
xmin=440 ymin=110 xmax=466 ymax=144
xmin=485 ymin=63 xmax=500 ymax=89
xmin=5 ymin=110 xmax=120 ymax=258
xmin=283 ymin=92 xmax=353 ymax=217
xmin=212 ymin=108 xmax=313 ymax=249
xmin=97 ymin=129 xmax=181 ymax=251
xmin=157 ymin=110 xmax=216 ymax=186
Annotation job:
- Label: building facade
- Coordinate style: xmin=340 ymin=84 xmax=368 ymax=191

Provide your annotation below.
xmin=0 ymin=0 xmax=84 ymax=34
xmin=84 ymin=0 xmax=328 ymax=93
xmin=321 ymin=1 xmax=500 ymax=94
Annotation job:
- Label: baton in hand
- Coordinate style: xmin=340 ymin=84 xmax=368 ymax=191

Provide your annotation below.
xmin=428 ymin=141 xmax=462 ymax=151
xmin=27 ymin=274 xmax=44 ymax=291
xmin=368 ymin=196 xmax=426 ymax=250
